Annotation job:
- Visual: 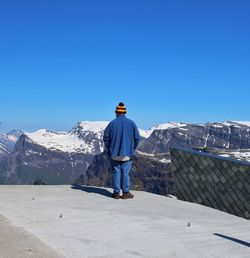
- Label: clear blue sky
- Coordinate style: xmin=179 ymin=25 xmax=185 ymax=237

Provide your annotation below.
xmin=0 ymin=0 xmax=249 ymax=132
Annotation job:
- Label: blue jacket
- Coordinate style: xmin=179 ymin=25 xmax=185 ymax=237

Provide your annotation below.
xmin=103 ymin=115 xmax=140 ymax=158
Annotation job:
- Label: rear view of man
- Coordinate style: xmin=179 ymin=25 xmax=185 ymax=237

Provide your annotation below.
xmin=103 ymin=102 xmax=140 ymax=199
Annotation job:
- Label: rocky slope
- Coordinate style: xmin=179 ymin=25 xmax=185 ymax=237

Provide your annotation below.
xmin=0 ymin=122 xmax=109 ymax=184
xmin=0 ymin=121 xmax=148 ymax=184
xmin=0 ymin=130 xmax=23 ymax=160
xmin=77 ymin=151 xmax=173 ymax=196
xmin=0 ymin=134 xmax=93 ymax=184
xmin=138 ymin=121 xmax=250 ymax=157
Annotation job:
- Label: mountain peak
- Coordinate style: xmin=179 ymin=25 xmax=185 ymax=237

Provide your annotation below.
xmin=148 ymin=121 xmax=188 ymax=132
xmin=231 ymin=121 xmax=250 ymax=127
xmin=75 ymin=121 xmax=109 ymax=133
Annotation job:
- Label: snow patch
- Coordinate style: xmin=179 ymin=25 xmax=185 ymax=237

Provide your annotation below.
xmin=142 ymin=121 xmax=188 ymax=137
xmin=210 ymin=121 xmax=250 ymax=128
xmin=229 ymin=151 xmax=250 ymax=162
xmin=232 ymin=121 xmax=250 ymax=127
xmin=150 ymin=122 xmax=187 ymax=131
xmin=24 ymin=121 xmax=162 ymax=152
xmin=25 ymin=129 xmax=93 ymax=154
xmin=77 ymin=121 xmax=109 ymax=133
xmin=139 ymin=129 xmax=151 ymax=138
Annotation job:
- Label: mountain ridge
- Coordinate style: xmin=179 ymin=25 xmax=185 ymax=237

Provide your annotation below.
xmin=0 ymin=120 xmax=250 ymax=188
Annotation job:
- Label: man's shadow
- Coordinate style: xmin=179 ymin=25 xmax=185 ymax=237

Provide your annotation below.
xmin=71 ymin=185 xmax=112 ymax=198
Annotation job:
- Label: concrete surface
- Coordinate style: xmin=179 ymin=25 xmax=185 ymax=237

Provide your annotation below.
xmin=0 ymin=185 xmax=250 ymax=258
xmin=0 ymin=215 xmax=62 ymax=258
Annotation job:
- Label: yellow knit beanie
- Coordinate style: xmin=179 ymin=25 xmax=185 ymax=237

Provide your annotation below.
xmin=115 ymin=102 xmax=127 ymax=114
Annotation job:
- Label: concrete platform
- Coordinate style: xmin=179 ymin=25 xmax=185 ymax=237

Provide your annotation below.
xmin=0 ymin=185 xmax=249 ymax=258
xmin=0 ymin=215 xmax=62 ymax=258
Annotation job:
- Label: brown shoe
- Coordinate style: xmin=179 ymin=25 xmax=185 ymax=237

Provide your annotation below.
xmin=121 ymin=192 xmax=134 ymax=199
xmin=112 ymin=192 xmax=120 ymax=199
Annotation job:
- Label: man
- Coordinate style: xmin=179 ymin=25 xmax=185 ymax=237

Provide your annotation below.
xmin=103 ymin=102 xmax=140 ymax=199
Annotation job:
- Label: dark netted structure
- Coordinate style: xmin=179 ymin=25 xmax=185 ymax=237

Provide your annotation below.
xmin=171 ymin=147 xmax=250 ymax=219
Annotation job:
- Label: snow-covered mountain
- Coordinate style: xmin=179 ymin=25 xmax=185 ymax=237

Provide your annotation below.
xmin=2 ymin=121 xmax=250 ymax=156
xmin=149 ymin=121 xmax=187 ymax=133
xmin=138 ymin=121 xmax=250 ymax=158
xmin=22 ymin=121 xmax=151 ymax=154
xmin=22 ymin=121 xmax=109 ymax=154
xmin=0 ymin=120 xmax=250 ymax=185
xmin=138 ymin=122 xmax=187 ymax=139
xmin=0 ymin=133 xmax=13 ymax=156
xmin=230 ymin=121 xmax=250 ymax=127
xmin=6 ymin=130 xmax=24 ymax=142
xmin=0 ymin=142 xmax=8 ymax=157
xmin=0 ymin=130 xmax=23 ymax=159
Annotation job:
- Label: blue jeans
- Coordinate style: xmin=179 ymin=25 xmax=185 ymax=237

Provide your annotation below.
xmin=111 ymin=159 xmax=132 ymax=193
